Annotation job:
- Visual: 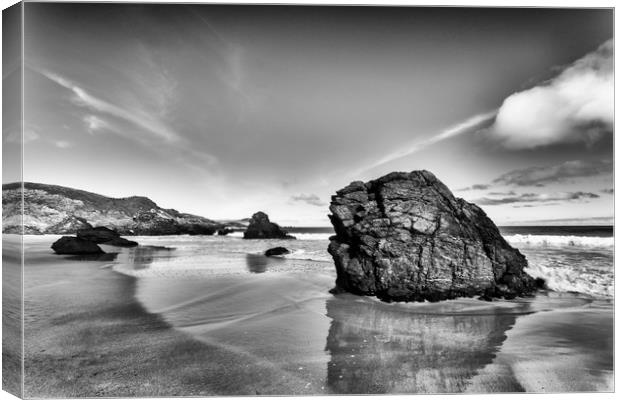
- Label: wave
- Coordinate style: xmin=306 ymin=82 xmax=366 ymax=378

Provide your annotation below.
xmin=505 ymin=234 xmax=613 ymax=249
xmin=228 ymin=231 xmax=332 ymax=241
xmin=280 ymin=249 xmax=332 ymax=262
xmin=525 ymin=263 xmax=614 ymax=298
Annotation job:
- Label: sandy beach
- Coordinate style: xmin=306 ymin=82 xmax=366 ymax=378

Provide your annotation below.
xmin=5 ymin=235 xmax=614 ymax=396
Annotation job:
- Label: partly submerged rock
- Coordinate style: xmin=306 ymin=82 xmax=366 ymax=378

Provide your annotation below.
xmin=51 ymin=236 xmax=104 ymax=255
xmin=77 ymin=226 xmax=120 ymax=243
xmin=265 ymin=247 xmax=290 ymax=257
xmin=243 ymin=212 xmax=296 ymax=239
xmin=102 ymin=237 xmax=139 ymax=247
xmin=217 ymin=228 xmax=234 ymax=236
xmin=77 ymin=226 xmax=138 ymax=247
xmin=327 ymin=170 xmax=536 ymax=302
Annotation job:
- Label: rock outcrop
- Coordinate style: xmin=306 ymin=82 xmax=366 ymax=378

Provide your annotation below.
xmin=77 ymin=227 xmax=138 ymax=247
xmin=265 ymin=247 xmax=290 ymax=257
xmin=217 ymin=228 xmax=234 ymax=236
xmin=243 ymin=212 xmax=296 ymax=239
xmin=2 ymin=182 xmax=223 ymax=235
xmin=327 ymin=170 xmax=537 ymax=302
xmin=51 ymin=236 xmax=104 ymax=255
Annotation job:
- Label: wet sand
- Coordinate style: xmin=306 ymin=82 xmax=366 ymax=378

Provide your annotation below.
xmin=3 ymin=235 xmax=23 ymax=397
xmin=9 ymin=235 xmax=615 ymax=396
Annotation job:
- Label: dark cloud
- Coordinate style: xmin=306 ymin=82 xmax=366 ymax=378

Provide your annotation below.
xmin=290 ymin=193 xmax=327 ymax=207
xmin=487 ymin=190 xmax=516 ymax=196
xmin=492 ymin=159 xmax=612 ymax=186
xmin=473 ymin=191 xmax=599 ymax=206
xmin=457 ymin=184 xmax=491 ymax=191
xmin=601 ymin=188 xmax=614 ymax=194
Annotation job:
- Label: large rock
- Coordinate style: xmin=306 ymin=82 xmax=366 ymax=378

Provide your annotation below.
xmin=327 ymin=170 xmax=536 ymax=302
xmin=243 ymin=212 xmax=296 ymax=239
xmin=51 ymin=236 xmax=104 ymax=255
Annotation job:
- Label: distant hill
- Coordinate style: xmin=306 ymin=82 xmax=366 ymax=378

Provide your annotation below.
xmin=2 ymin=182 xmax=242 ymax=235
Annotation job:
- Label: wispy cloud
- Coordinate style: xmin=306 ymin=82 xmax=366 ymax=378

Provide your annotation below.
xmin=290 ymin=193 xmax=327 ymax=207
xmin=357 ymin=110 xmax=496 ymax=175
xmin=54 ymin=140 xmax=73 ymax=149
xmin=4 ymin=127 xmax=40 ymax=144
xmin=37 ymin=67 xmax=218 ymax=172
xmin=463 ymin=159 xmax=612 ymax=190
xmin=457 ymin=184 xmax=491 ymax=191
xmin=487 ymin=39 xmax=613 ymax=149
xmin=473 ymin=191 xmax=600 ymax=206
xmin=39 ymin=69 xmax=181 ymax=142
xmin=493 ymin=159 xmax=612 ymax=187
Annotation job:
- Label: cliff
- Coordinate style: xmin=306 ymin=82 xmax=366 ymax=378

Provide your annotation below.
xmin=2 ymin=182 xmax=224 ymax=235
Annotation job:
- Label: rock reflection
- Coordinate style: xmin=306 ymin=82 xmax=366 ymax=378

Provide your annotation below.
xmin=121 ymin=246 xmax=175 ymax=270
xmin=245 ymin=253 xmax=284 ymax=273
xmin=325 ymin=295 xmax=520 ymax=394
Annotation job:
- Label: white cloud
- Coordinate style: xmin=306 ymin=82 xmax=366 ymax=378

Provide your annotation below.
xmin=40 ymin=69 xmax=181 ymax=142
xmin=489 ymin=39 xmax=613 ymax=149
xmin=290 ymin=193 xmax=327 ymax=207
xmin=55 ymin=140 xmax=72 ymax=149
xmin=4 ymin=128 xmax=40 ymax=144
xmin=83 ymin=115 xmax=109 ymax=133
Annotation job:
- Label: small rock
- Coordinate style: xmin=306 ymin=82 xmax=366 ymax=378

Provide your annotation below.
xmin=102 ymin=237 xmax=139 ymax=247
xmin=77 ymin=226 xmax=138 ymax=247
xmin=265 ymin=247 xmax=290 ymax=257
xmin=217 ymin=228 xmax=234 ymax=236
xmin=77 ymin=226 xmax=120 ymax=243
xmin=51 ymin=236 xmax=104 ymax=255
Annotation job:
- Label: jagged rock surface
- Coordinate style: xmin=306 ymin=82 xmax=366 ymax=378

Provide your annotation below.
xmin=327 ymin=170 xmax=536 ymax=302
xmin=243 ymin=212 xmax=296 ymax=239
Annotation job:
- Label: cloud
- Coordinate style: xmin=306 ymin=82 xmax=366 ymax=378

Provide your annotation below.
xmin=601 ymin=188 xmax=614 ymax=194
xmin=4 ymin=128 xmax=40 ymax=144
xmin=457 ymin=184 xmax=491 ymax=191
xmin=487 ymin=39 xmax=613 ymax=149
xmin=83 ymin=115 xmax=110 ymax=133
xmin=37 ymin=68 xmax=218 ymax=172
xmin=290 ymin=193 xmax=327 ymax=207
xmin=473 ymin=191 xmax=599 ymax=206
xmin=493 ymin=159 xmax=612 ymax=186
xmin=54 ymin=140 xmax=73 ymax=149
xmin=487 ymin=190 xmax=516 ymax=196
xmin=357 ymin=110 xmax=496 ymax=175
xmin=39 ymin=69 xmax=181 ymax=142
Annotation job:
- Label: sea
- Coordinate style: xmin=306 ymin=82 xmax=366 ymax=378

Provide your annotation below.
xmin=113 ymin=225 xmax=614 ymax=299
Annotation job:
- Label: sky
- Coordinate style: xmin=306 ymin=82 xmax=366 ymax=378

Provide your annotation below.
xmin=3 ymin=3 xmax=613 ymax=226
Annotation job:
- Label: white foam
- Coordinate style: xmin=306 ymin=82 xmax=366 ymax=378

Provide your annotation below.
xmin=505 ymin=234 xmax=613 ymax=249
xmin=227 ymin=232 xmax=332 ymax=241
xmin=525 ymin=263 xmax=614 ymax=298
